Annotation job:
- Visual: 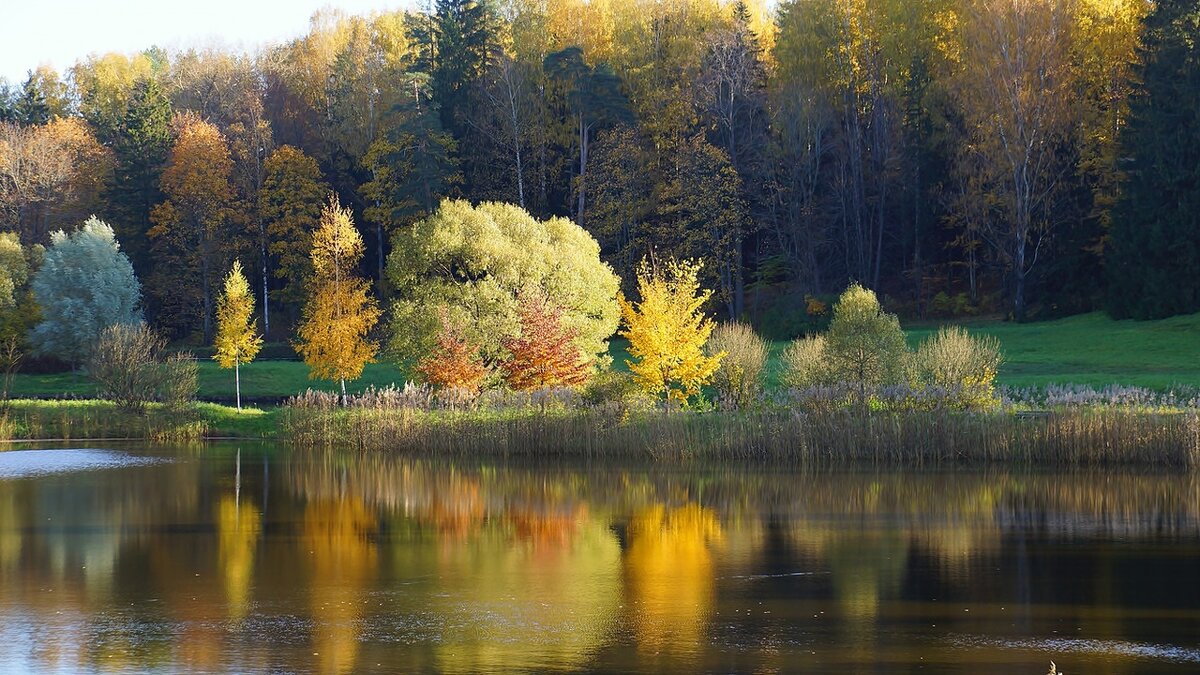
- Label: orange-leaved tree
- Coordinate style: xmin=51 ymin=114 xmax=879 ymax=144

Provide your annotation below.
xmin=416 ymin=309 xmax=489 ymax=395
xmin=501 ymin=292 xmax=591 ymax=390
xmin=295 ymin=197 xmax=381 ymax=403
xmin=619 ymin=257 xmax=724 ymax=408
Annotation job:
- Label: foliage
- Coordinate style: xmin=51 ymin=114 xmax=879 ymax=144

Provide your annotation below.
xmin=259 ymin=145 xmax=329 ymax=306
xmin=30 ymin=217 xmax=142 ymax=365
xmin=824 ymin=284 xmax=909 ymax=397
xmin=296 ymin=198 xmax=381 ymax=394
xmin=387 ymin=199 xmax=620 ymax=368
xmin=780 ymin=335 xmax=831 ymax=390
xmin=914 ymin=326 xmax=1002 ymax=409
xmin=147 ymin=114 xmax=237 ymax=338
xmin=501 ymin=292 xmax=592 ymax=390
xmin=708 ymin=322 xmax=769 ymax=409
xmin=416 ymin=310 xmax=490 ymax=395
xmin=619 ymin=258 xmax=725 ymax=406
xmin=87 ymin=322 xmax=197 ymax=412
xmin=213 ymin=261 xmax=262 ymax=409
xmin=1106 ymin=0 xmax=1200 ymax=319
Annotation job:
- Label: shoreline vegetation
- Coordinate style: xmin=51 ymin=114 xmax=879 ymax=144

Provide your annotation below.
xmin=2 ymin=387 xmax=1198 ymax=468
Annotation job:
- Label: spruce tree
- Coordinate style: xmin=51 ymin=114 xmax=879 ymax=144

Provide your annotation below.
xmin=110 ymin=77 xmax=172 ymax=274
xmin=1107 ymin=0 xmax=1200 ymax=319
xmin=13 ymin=72 xmax=50 ymax=126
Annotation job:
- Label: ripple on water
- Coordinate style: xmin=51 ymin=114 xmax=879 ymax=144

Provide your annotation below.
xmin=0 ymin=449 xmax=164 ymax=478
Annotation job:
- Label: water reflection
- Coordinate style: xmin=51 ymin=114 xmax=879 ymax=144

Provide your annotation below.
xmin=0 ymin=443 xmax=1197 ymax=673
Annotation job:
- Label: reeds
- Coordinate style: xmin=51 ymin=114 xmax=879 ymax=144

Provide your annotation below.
xmin=0 ymin=400 xmax=207 ymax=442
xmin=281 ymin=397 xmax=1200 ymax=467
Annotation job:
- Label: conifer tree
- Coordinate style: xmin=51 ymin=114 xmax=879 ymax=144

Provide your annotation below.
xmin=1106 ymin=0 xmax=1200 ymax=318
xmin=213 ymin=260 xmax=262 ymax=411
xmin=296 ymin=198 xmax=381 ymax=402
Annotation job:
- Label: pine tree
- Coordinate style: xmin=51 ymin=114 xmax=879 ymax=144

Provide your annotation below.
xmin=213 ymin=261 xmax=263 ymax=411
xmin=1107 ymin=0 xmax=1200 ymax=318
xmin=13 ymin=71 xmax=50 ymax=126
xmin=619 ymin=258 xmax=724 ymax=408
xmin=429 ymin=0 xmax=499 ymax=139
xmin=110 ymin=77 xmax=172 ymax=272
xmin=296 ymin=198 xmax=381 ymax=402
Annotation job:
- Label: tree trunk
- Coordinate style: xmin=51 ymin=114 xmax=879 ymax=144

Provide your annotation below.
xmin=340 ymin=378 xmax=347 ymax=407
xmin=235 ymin=358 xmax=241 ymax=412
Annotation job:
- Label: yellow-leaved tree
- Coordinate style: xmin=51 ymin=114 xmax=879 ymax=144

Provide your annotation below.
xmin=619 ymin=258 xmax=724 ymax=408
xmin=213 ymin=260 xmax=262 ymax=411
xmin=295 ymin=198 xmax=381 ymax=403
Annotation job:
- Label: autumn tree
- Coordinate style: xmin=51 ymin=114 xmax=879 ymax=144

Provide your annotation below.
xmin=501 ymin=292 xmax=592 ymax=390
xmin=214 ymin=261 xmax=263 ymax=411
xmin=619 ymin=258 xmax=724 ymax=408
xmin=948 ymin=0 xmax=1079 ymax=320
xmin=296 ymin=198 xmax=381 ymax=401
xmin=0 ymin=232 xmax=37 ymax=400
xmin=259 ymin=145 xmax=330 ymax=312
xmin=148 ymin=114 xmax=238 ymax=339
xmin=416 ymin=309 xmax=489 ymax=394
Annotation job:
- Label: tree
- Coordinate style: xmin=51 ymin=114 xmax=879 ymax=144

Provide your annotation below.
xmin=259 ymin=145 xmax=330 ymax=311
xmin=109 ymin=76 xmax=172 ymax=272
xmin=948 ymin=0 xmax=1079 ymax=320
xmin=214 ymin=261 xmax=263 ymax=411
xmin=296 ymin=198 xmax=381 ymax=401
xmin=30 ymin=217 xmax=142 ymax=365
xmin=0 ymin=232 xmax=38 ymax=401
xmin=362 ymin=74 xmax=461 ymax=282
xmin=619 ymin=258 xmax=725 ymax=408
xmin=386 ymin=199 xmax=620 ymax=369
xmin=501 ymin=292 xmax=592 ymax=390
xmin=416 ymin=308 xmax=489 ymax=394
xmin=824 ymin=283 xmax=908 ymax=401
xmin=427 ymin=0 xmax=500 ymax=139
xmin=148 ymin=114 xmax=238 ymax=339
xmin=1106 ymin=0 xmax=1200 ymax=318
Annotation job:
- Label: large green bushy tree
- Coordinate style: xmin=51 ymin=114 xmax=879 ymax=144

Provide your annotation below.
xmin=386 ymin=199 xmax=620 ymax=368
xmin=1107 ymin=0 xmax=1200 ymax=319
xmin=30 ymin=217 xmax=142 ymax=365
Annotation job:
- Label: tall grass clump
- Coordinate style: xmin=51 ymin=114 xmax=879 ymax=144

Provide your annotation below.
xmin=708 ymin=322 xmax=769 ymax=409
xmin=780 ymin=335 xmax=831 ymax=389
xmin=914 ymin=326 xmax=1002 ymax=409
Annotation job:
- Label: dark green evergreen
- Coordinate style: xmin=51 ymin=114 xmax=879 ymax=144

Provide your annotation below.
xmin=109 ymin=77 xmax=173 ymax=274
xmin=427 ymin=0 xmax=499 ymax=139
xmin=1107 ymin=0 xmax=1200 ymax=319
xmin=13 ymin=72 xmax=50 ymax=126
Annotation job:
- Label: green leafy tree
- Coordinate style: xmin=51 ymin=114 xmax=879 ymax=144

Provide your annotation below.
xmin=1107 ymin=0 xmax=1200 ymax=318
xmin=30 ymin=218 xmax=142 ymax=365
xmin=387 ymin=199 xmax=620 ymax=369
xmin=824 ymin=283 xmax=908 ymax=401
xmin=214 ymin=261 xmax=263 ymax=411
xmin=0 ymin=232 xmax=38 ymax=400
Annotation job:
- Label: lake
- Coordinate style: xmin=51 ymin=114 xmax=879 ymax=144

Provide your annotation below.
xmin=0 ymin=442 xmax=1197 ymax=673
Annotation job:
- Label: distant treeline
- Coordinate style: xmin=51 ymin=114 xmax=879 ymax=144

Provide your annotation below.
xmin=1 ymin=0 xmax=1197 ymax=340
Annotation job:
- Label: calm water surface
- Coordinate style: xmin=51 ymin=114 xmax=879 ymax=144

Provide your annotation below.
xmin=0 ymin=442 xmax=1197 ymax=673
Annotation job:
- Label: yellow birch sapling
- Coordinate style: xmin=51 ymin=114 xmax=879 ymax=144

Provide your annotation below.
xmin=213 ymin=260 xmax=263 ymax=411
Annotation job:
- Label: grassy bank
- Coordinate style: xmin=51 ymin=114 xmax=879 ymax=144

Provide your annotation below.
xmin=9 ymin=311 xmax=1198 ymax=401
xmin=0 ymin=400 xmax=277 ymax=442
xmin=280 ymin=403 xmax=1200 ymax=468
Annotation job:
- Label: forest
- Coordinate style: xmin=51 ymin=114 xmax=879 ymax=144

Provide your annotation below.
xmin=1 ymin=0 xmax=1198 ymax=350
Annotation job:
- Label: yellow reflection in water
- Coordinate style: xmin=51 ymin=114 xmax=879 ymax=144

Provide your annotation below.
xmin=303 ymin=497 xmax=378 ymax=675
xmin=434 ymin=505 xmax=623 ymax=672
xmin=625 ymin=503 xmax=724 ymax=658
xmin=216 ymin=495 xmax=260 ymax=622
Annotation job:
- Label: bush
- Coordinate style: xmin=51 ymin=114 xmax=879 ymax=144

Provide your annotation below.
xmin=914 ymin=326 xmax=1002 ymax=409
xmin=708 ymin=322 xmax=769 ymax=409
xmin=87 ymin=323 xmax=197 ymax=412
xmin=780 ymin=335 xmax=831 ymax=389
xmin=825 ymin=284 xmax=909 ymax=398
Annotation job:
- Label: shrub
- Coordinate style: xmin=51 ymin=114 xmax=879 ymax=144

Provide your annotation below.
xmin=825 ymin=284 xmax=909 ymax=399
xmin=914 ymin=326 xmax=1002 ymax=409
xmin=780 ymin=335 xmax=831 ymax=389
xmin=87 ymin=323 xmax=197 ymax=412
xmin=416 ymin=310 xmax=490 ymax=395
xmin=708 ymin=322 xmax=769 ymax=409
xmin=501 ymin=292 xmax=592 ymax=390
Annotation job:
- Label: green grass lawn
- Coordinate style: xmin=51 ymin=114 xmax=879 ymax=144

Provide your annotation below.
xmin=7 ymin=311 xmax=1200 ymax=400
